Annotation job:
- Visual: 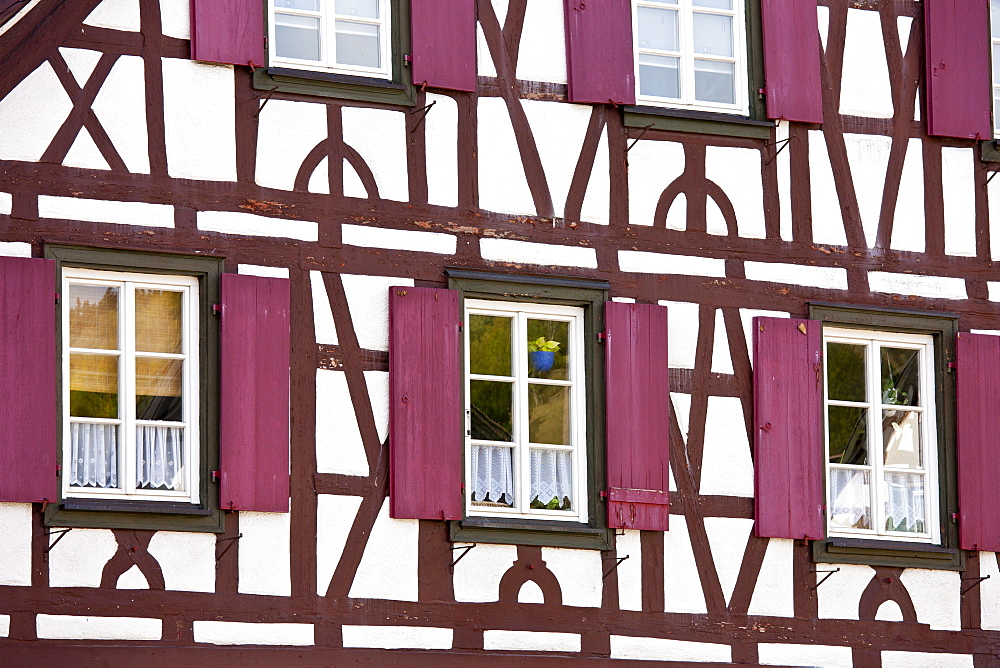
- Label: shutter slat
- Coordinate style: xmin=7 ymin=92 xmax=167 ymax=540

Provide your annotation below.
xmin=605 ymin=302 xmax=669 ymax=531
xmin=190 ymin=0 xmax=265 ymax=67
xmin=760 ymin=0 xmax=823 ymax=123
xmin=0 ymin=257 xmax=56 ymax=503
xmin=924 ymin=0 xmax=991 ymax=139
xmin=411 ymin=0 xmax=477 ymax=92
xmin=956 ymin=333 xmax=1000 ymax=551
xmin=389 ymin=286 xmax=463 ymax=520
xmin=220 ymin=274 xmax=290 ymax=512
xmin=564 ymin=0 xmax=636 ymax=105
xmin=753 ymin=317 xmax=824 ymax=539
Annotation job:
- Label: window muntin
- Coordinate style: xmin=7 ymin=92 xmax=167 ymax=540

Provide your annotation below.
xmin=270 ymin=0 xmax=392 ymax=78
xmin=824 ymin=327 xmax=939 ymax=544
xmin=633 ymin=0 xmax=748 ymax=114
xmin=63 ymin=268 xmax=200 ymax=504
xmin=464 ymin=299 xmax=588 ymax=523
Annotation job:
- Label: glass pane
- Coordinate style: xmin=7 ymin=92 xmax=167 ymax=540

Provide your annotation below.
xmin=637 ymin=7 xmax=678 ymax=52
xmin=335 ymin=21 xmax=380 ymax=67
xmin=881 ymin=347 xmax=919 ymax=406
xmin=827 ymin=405 xmax=867 ymax=465
xmin=136 ymin=289 xmax=183 ymax=354
xmin=469 ymin=314 xmax=512 ymax=376
xmin=470 ymin=444 xmax=514 ymax=507
xmin=694 ymin=59 xmax=735 ymax=104
xmin=884 ymin=472 xmax=926 ymax=533
xmin=275 ymin=14 xmax=322 ymax=61
xmin=530 ymin=449 xmax=573 ymax=511
xmin=693 ymin=13 xmax=733 ymax=57
xmin=69 ymin=422 xmax=118 ymax=488
xmin=275 ymin=0 xmax=319 ymax=9
xmin=528 ymin=384 xmax=571 ymax=445
xmin=883 ymin=409 xmax=922 ymax=469
xmin=694 ymin=0 xmax=731 ymax=8
xmin=829 ymin=468 xmax=871 ymax=530
xmin=336 ymin=0 xmax=379 ymax=19
xmin=137 ymin=425 xmax=185 ymax=491
xmin=470 ymin=380 xmax=513 ymax=441
xmin=136 ymin=357 xmax=183 ymax=422
xmin=70 ymin=353 xmax=118 ymax=419
xmin=639 ymin=54 xmax=680 ymax=98
xmin=995 ymin=93 xmax=1000 ymax=134
xmin=645 ymin=0 xmax=678 ymax=4
xmin=69 ymin=284 xmax=118 ymax=350
xmin=527 ymin=319 xmax=570 ymax=380
xmin=827 ymin=342 xmax=866 ymax=402
xmin=993 ymin=0 xmax=1000 ymax=37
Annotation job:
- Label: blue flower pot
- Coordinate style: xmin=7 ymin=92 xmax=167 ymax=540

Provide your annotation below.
xmin=529 ymin=350 xmax=555 ymax=372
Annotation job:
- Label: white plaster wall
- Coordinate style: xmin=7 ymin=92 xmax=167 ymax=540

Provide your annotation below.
xmin=478 ymin=97 xmax=537 ymax=216
xmin=610 ymin=636 xmax=732 ymax=662
xmin=705 ymin=146 xmax=764 ymax=239
xmin=0 ymin=615 xmax=8 ymax=638
xmin=711 ymin=308 xmax=733 ymax=374
xmin=60 ymin=47 xmax=102 ymax=87
xmin=349 ymin=499 xmax=419 ymax=601
xmin=757 ymin=643 xmax=852 ymax=667
xmin=900 ymin=568 xmax=961 ymax=630
xmin=342 ymin=625 xmax=453 ymax=649
xmin=989 ymin=175 xmax=1000 ymax=260
xmin=629 ymin=140 xmax=685 ymax=227
xmin=194 ymin=621 xmax=314 ymax=646
xmin=116 ymin=564 xmax=149 ymax=589
xmin=810 ymin=130 xmax=848 ymax=247
xmin=542 ymin=547 xmax=602 ymax=608
xmin=310 ymin=271 xmax=338 ymax=345
xmin=159 ymin=0 xmax=190 ymax=39
xmin=238 ymin=511 xmax=291 ymax=596
xmin=659 ymin=300 xmax=699 ymax=369
xmin=881 ymin=651 xmax=973 ymax=667
xmin=775 ymin=121 xmax=793 ymax=241
xmin=705 ymin=198 xmax=728 ymax=236
xmin=518 ymin=580 xmax=544 ymax=603
xmin=942 ymin=147 xmax=976 ymax=257
xmin=39 ymin=195 xmax=173 ymax=228
xmin=484 ymin=630 xmax=581 ymax=652
xmin=162 ymin=58 xmax=237 ymax=181
xmin=581 ymin=129 xmax=611 ymax=225
xmin=868 ymin=271 xmax=967 ymax=300
xmin=0 ymin=503 xmax=31 ymax=586
xmin=480 ymin=238 xmax=597 ymax=268
xmin=476 ymin=0 xmax=507 ymax=78
xmin=91 ymin=55 xmax=150 ymax=173
xmin=453 ymin=543 xmax=517 ymax=602
xmin=670 ymin=393 xmax=690 ymax=462
xmin=897 ymin=16 xmax=913 ymax=55
xmin=515 ymin=0 xmax=566 ymax=83
xmin=980 ymin=552 xmax=1000 ymax=630
xmin=704 ymin=517 xmax=753 ymax=606
xmin=64 ymin=129 xmax=108 ymax=171
xmin=0 ymin=62 xmax=73 ymax=162
xmin=147 ymin=531 xmax=216 ymax=592
xmin=316 ymin=369 xmax=370 ymax=476
xmin=817 ymin=6 xmax=830 ymax=51
xmin=665 ymin=192 xmax=687 ymax=230
xmin=425 ymin=92 xmax=459 ymax=208
xmin=0 ymin=241 xmax=29 ymax=257
xmin=342 ymin=224 xmax=457 ymax=255
xmin=744 ymin=261 xmax=848 ymax=290
xmin=817 ymin=563 xmax=875 ymax=620
xmin=617 ymin=529 xmax=643 ymax=612
xmin=700 ymin=397 xmax=753 ymax=497
xmin=48 ymin=528 xmax=118 ymax=588
xmin=889 ymin=138 xmax=925 ymax=252
xmin=256 ymin=100 xmax=328 ymax=192
xmin=238 ymin=264 xmax=289 ymax=278
xmin=876 ymin=600 xmax=904 ymax=621
xmin=84 ymin=0 xmax=140 ymax=31
xmin=342 ymin=107 xmax=408 ymax=201
xmin=365 ymin=370 xmax=390 ymax=446
xmin=197 ymin=210 xmax=317 ymax=241
xmin=839 ymin=8 xmax=892 ymax=118
xmin=0 ymin=192 xmax=12 ymax=216
xmin=619 ymin=251 xmax=726 ymax=277
xmin=341 ymin=274 xmax=414 ymax=351
xmin=747 ymin=539 xmax=794 ymax=618
xmin=37 ymin=615 xmax=161 ymax=640
xmin=316 ymin=494 xmax=364 ymax=596
xmin=663 ymin=515 xmax=707 ymax=613
xmin=844 ymin=133 xmax=891 ymax=248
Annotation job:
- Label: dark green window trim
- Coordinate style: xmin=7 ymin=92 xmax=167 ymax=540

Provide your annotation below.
xmin=255 ymin=0 xmax=416 ymax=107
xmin=446 ymin=269 xmax=613 ymax=551
xmin=980 ymin=139 xmax=1000 ymax=163
xmin=44 ymin=245 xmax=225 ymax=533
xmin=808 ymin=302 xmax=963 ymax=571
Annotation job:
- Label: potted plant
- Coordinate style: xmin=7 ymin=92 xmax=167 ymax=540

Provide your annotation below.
xmin=527 ymin=336 xmax=560 ymax=372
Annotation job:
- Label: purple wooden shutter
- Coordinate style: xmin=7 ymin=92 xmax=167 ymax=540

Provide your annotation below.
xmin=956 ymin=333 xmax=1000 ymax=551
xmin=220 ymin=273 xmax=290 ymax=512
xmin=190 ymin=0 xmax=265 ymax=67
xmin=605 ymin=302 xmax=670 ymax=530
xmin=564 ymin=0 xmax=636 ymax=105
xmin=924 ymin=0 xmax=992 ymax=139
xmin=410 ymin=0 xmax=477 ymax=92
xmin=753 ymin=317 xmax=824 ymax=539
xmin=760 ymin=0 xmax=823 ymax=123
xmin=0 ymin=257 xmax=56 ymax=503
xmin=389 ymin=286 xmax=463 ymax=520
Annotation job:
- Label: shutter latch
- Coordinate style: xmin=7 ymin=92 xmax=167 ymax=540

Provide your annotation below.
xmin=212 ymin=304 xmax=222 ymax=316
xmin=597 ymin=332 xmax=606 ymax=344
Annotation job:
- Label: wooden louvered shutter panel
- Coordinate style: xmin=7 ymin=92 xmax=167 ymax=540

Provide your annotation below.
xmin=190 ymin=0 xmax=265 ymax=67
xmin=604 ymin=302 xmax=670 ymax=530
xmin=760 ymin=0 xmax=823 ymax=123
xmin=753 ymin=317 xmax=824 ymax=539
xmin=563 ymin=0 xmax=636 ymax=105
xmin=410 ymin=0 xmax=477 ymax=92
xmin=389 ymin=286 xmax=463 ymax=520
xmin=956 ymin=333 xmax=1000 ymax=551
xmin=924 ymin=0 xmax=992 ymax=139
xmin=219 ymin=274 xmax=290 ymax=512
xmin=0 ymin=257 xmax=56 ymax=502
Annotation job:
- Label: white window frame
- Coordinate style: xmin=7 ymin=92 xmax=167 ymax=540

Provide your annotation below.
xmin=268 ymin=0 xmax=393 ymax=79
xmin=823 ymin=327 xmax=940 ymax=544
xmin=62 ymin=268 xmax=200 ymax=504
xmin=632 ymin=0 xmax=748 ymax=114
xmin=464 ymin=299 xmax=588 ymax=524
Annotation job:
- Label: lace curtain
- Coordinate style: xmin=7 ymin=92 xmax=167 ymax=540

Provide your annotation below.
xmin=471 ymin=445 xmax=514 ymax=505
xmin=69 ymin=423 xmax=183 ymax=490
xmin=137 ymin=426 xmax=184 ymax=490
xmin=884 ymin=472 xmax=924 ymax=533
xmin=829 ymin=469 xmax=925 ymax=533
xmin=828 ymin=468 xmax=870 ymax=529
xmin=530 ymin=449 xmax=573 ymax=507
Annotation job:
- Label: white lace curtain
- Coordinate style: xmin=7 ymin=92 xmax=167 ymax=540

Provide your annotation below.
xmin=70 ymin=423 xmax=183 ymax=490
xmin=137 ymin=426 xmax=184 ymax=490
xmin=829 ymin=469 xmax=925 ymax=533
xmin=530 ymin=449 xmax=573 ymax=507
xmin=884 ymin=472 xmax=924 ymax=533
xmin=471 ymin=445 xmax=514 ymax=504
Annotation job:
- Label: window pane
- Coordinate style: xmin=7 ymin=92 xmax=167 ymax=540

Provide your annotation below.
xmin=335 ymin=20 xmax=380 ymax=68
xmin=470 ymin=380 xmax=513 ymax=441
xmin=70 ymin=422 xmax=118 ymax=488
xmin=994 ymin=44 xmax=1000 ymax=83
xmin=528 ymin=384 xmax=571 ymax=445
xmin=829 ymin=468 xmax=871 ymax=530
xmin=639 ymin=54 xmax=680 ymax=98
xmin=275 ymin=14 xmax=322 ymax=61
xmin=881 ymin=347 xmax=919 ymax=406
xmin=469 ymin=314 xmax=512 ymax=376
xmin=993 ymin=0 xmax=1000 ymax=37
xmin=530 ymin=448 xmax=573 ymax=511
xmin=336 ymin=0 xmax=379 ymax=19
xmin=527 ymin=319 xmax=570 ymax=380
xmin=136 ymin=289 xmax=183 ymax=354
xmin=137 ymin=425 xmax=185 ymax=491
xmin=637 ymin=7 xmax=678 ymax=52
xmin=470 ymin=444 xmax=514 ymax=507
xmin=884 ymin=472 xmax=926 ymax=533
xmin=882 ymin=409 xmax=921 ymax=469
xmin=70 ymin=353 xmax=119 ymax=419
xmin=995 ymin=93 xmax=1000 ymax=133
xmin=694 ymin=59 xmax=735 ymax=104
xmin=827 ymin=405 xmax=867 ymax=465
xmin=69 ymin=284 xmax=118 ymax=350
xmin=136 ymin=357 xmax=183 ymax=422
xmin=275 ymin=0 xmax=319 ymax=10
xmin=827 ymin=342 xmax=866 ymax=402
xmin=693 ymin=13 xmax=733 ymax=57
xmin=694 ymin=0 xmax=731 ymax=8
xmin=644 ymin=0 xmax=678 ymax=4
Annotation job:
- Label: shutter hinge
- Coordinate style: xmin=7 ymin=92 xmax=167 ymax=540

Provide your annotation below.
xmin=952 ymin=512 xmax=960 ymax=523
xmin=947 ymin=361 xmax=957 ymax=371
xmin=212 ymin=304 xmax=222 ymax=316
xmin=458 ymin=321 xmax=463 ymax=332
xmin=404 ymin=53 xmax=412 ymax=64
xmin=597 ymin=332 xmax=606 ymax=344
xmin=460 ymin=482 xmax=465 ymax=492
xmin=212 ymin=470 xmax=221 ymax=482
xmin=54 ymin=292 xmax=60 ymax=304
xmin=55 ymin=463 xmax=61 ymax=477
xmin=758 ymin=87 xmax=766 ymax=97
